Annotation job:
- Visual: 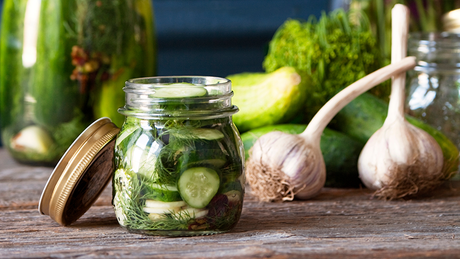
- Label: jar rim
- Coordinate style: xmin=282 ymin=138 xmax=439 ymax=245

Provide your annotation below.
xmin=125 ymin=76 xmax=231 ymax=93
xmin=119 ymin=76 xmax=238 ymax=119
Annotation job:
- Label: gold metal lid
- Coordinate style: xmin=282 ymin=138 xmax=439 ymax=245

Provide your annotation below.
xmin=39 ymin=117 xmax=120 ymax=226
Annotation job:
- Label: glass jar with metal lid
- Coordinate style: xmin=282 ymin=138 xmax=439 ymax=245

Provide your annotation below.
xmin=39 ymin=76 xmax=245 ymax=236
xmin=0 ymin=0 xmax=156 ymax=166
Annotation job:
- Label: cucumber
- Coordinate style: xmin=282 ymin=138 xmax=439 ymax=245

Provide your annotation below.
xmin=0 ymin=0 xmax=27 ymax=129
xmin=32 ymin=0 xmax=79 ymax=127
xmin=220 ymin=180 xmax=244 ymax=194
xmin=143 ymin=200 xmax=208 ymax=219
xmin=172 ymin=207 xmax=208 ymax=220
xmin=142 ymin=183 xmax=182 ymax=202
xmin=177 ymin=167 xmax=220 ymax=208
xmin=143 ymin=200 xmax=185 ymax=214
xmin=241 ymin=124 xmax=364 ymax=187
xmin=170 ymin=128 xmax=224 ymax=140
xmin=228 ymin=67 xmax=308 ymax=132
xmin=116 ymin=125 xmax=141 ymax=148
xmin=178 ymin=149 xmax=228 ymax=170
xmin=330 ymin=92 xmax=460 ymax=176
xmin=153 ymin=84 xmax=207 ymax=98
xmin=145 ymin=200 xmax=186 ymax=208
xmin=123 ymin=130 xmax=162 ymax=180
xmin=143 ymin=206 xmax=181 ymax=214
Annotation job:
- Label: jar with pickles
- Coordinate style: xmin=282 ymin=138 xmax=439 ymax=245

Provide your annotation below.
xmin=112 ymin=77 xmax=245 ymax=236
xmin=0 ymin=0 xmax=156 ymax=166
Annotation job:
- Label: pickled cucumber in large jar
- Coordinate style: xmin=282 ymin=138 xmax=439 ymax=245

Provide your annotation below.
xmin=0 ymin=0 xmax=156 ymax=166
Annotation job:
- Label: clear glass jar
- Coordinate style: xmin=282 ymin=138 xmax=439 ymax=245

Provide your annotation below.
xmin=113 ymin=76 xmax=245 ymax=236
xmin=0 ymin=0 xmax=156 ymax=166
xmin=406 ymin=32 xmax=460 ymax=151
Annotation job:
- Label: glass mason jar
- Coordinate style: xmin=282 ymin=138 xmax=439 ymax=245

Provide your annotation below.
xmin=406 ymin=32 xmax=460 ymax=151
xmin=112 ymin=76 xmax=245 ymax=236
xmin=0 ymin=0 xmax=156 ymax=166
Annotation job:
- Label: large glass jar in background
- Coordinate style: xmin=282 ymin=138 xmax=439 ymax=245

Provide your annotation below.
xmin=113 ymin=77 xmax=244 ymax=236
xmin=406 ymin=32 xmax=460 ymax=151
xmin=0 ymin=0 xmax=156 ymax=166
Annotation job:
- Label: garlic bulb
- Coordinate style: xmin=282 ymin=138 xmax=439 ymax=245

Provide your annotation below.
xmin=246 ymin=56 xmax=417 ymax=202
xmin=358 ymin=4 xmax=445 ymax=199
xmin=358 ymin=117 xmax=444 ymax=198
xmin=248 ymin=131 xmax=325 ymax=201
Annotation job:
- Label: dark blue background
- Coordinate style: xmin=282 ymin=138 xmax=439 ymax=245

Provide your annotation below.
xmin=0 ymin=0 xmax=330 ymax=76
xmin=153 ymin=0 xmax=329 ymax=76
xmin=0 ymin=0 xmax=332 ymax=146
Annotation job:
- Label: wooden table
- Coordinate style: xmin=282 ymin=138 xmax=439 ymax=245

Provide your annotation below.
xmin=1 ymin=148 xmax=460 ymax=258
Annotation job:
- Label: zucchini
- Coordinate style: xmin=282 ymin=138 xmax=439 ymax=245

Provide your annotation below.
xmin=241 ymin=124 xmax=364 ymax=187
xmin=228 ymin=67 xmax=308 ymax=133
xmin=330 ymin=92 xmax=460 ymax=176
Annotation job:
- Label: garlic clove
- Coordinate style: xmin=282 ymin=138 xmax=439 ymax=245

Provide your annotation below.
xmin=11 ymin=125 xmax=54 ymax=154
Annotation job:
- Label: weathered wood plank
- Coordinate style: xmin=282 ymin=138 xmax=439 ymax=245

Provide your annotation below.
xmin=0 ymin=149 xmax=112 ymax=210
xmin=2 ymin=194 xmax=460 ymax=258
xmin=1 ymin=148 xmax=460 ymax=258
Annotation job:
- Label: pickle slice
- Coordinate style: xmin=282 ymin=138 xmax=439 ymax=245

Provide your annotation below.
xmin=177 ymin=167 xmax=220 ymax=209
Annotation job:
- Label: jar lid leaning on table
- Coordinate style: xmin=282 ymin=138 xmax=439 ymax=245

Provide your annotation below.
xmin=39 ymin=76 xmax=245 ymax=236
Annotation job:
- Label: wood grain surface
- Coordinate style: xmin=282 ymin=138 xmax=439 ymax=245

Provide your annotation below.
xmin=1 ymin=148 xmax=460 ymax=258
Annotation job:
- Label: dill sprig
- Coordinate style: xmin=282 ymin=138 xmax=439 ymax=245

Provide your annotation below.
xmin=75 ymin=0 xmax=135 ymax=54
xmin=114 ymin=171 xmax=190 ymax=231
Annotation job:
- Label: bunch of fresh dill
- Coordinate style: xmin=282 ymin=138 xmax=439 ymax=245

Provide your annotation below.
xmin=263 ymin=9 xmax=385 ymax=121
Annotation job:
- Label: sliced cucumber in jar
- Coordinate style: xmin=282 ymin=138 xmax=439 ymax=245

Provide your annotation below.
xmin=170 ymin=128 xmax=224 ymax=141
xmin=124 ymin=133 xmax=162 ymax=181
xmin=143 ymin=200 xmax=185 ymax=214
xmin=153 ymin=84 xmax=207 ymax=98
xmin=143 ymin=206 xmax=181 ymax=214
xmin=116 ymin=125 xmax=139 ymax=147
xmin=172 ymin=207 xmax=208 ymax=220
xmin=178 ymin=149 xmax=228 ymax=170
xmin=142 ymin=182 xmax=182 ymax=202
xmin=178 ymin=167 xmax=220 ymax=209
xmin=145 ymin=200 xmax=186 ymax=208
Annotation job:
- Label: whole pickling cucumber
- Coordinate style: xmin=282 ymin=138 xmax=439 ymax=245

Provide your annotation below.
xmin=0 ymin=0 xmax=28 ymax=130
xmin=241 ymin=124 xmax=365 ymax=188
xmin=31 ymin=0 xmax=78 ymax=127
xmin=330 ymin=92 xmax=460 ymax=177
xmin=228 ymin=67 xmax=308 ymax=133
